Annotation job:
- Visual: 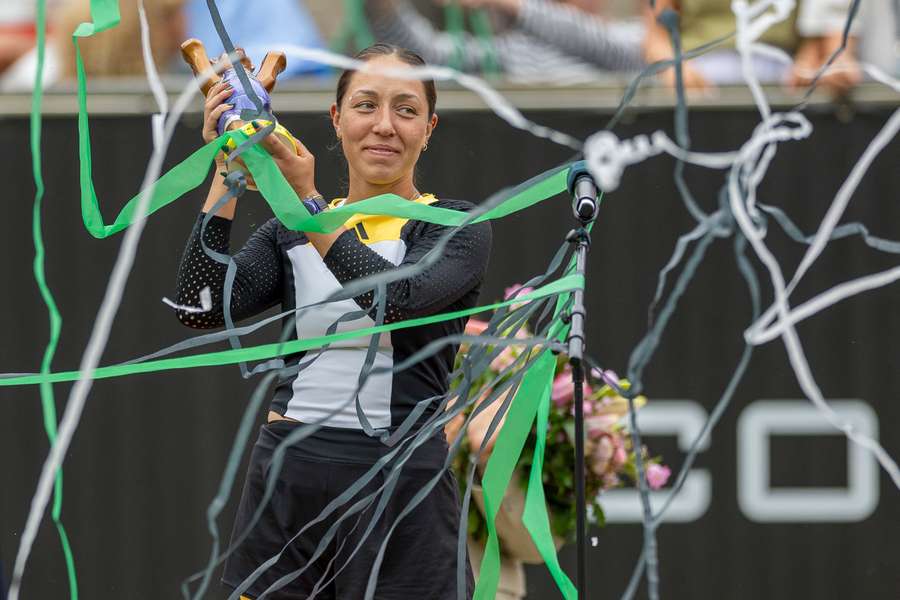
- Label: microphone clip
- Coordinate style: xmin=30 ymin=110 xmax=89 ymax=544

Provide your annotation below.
xmin=565 ymin=227 xmax=592 ymax=248
xmin=566 ymin=160 xmax=600 ymax=225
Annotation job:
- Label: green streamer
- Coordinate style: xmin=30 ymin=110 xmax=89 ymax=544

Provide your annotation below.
xmin=62 ymin=4 xmax=576 ymax=594
xmin=76 ymin=124 xmax=569 ymax=238
xmin=521 ymin=320 xmax=576 ymax=597
xmin=32 ymin=0 xmax=78 ymax=596
xmin=0 ymin=275 xmax=582 ymax=388
xmin=474 ymin=307 xmax=576 ymax=599
xmin=74 ymin=0 xmax=121 ymax=236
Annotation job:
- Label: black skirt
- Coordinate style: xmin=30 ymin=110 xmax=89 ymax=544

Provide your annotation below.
xmin=222 ymin=420 xmax=475 ymax=599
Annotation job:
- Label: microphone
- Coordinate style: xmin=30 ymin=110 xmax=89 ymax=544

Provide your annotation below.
xmin=566 ymin=161 xmax=599 ymax=223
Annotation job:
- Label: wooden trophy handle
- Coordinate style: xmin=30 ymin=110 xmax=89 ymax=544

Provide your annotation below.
xmin=257 ymin=51 xmax=287 ymax=92
xmin=180 ymin=38 xmax=220 ymax=97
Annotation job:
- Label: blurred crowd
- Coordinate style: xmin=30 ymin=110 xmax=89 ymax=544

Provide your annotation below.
xmin=0 ymin=0 xmax=897 ymax=95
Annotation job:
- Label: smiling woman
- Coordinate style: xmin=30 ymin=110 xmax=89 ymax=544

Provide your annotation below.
xmin=173 ymin=44 xmax=491 ymax=599
xmin=332 ymin=45 xmax=437 ymax=194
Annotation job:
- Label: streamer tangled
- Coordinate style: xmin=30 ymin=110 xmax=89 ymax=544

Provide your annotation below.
xmin=5 ymin=0 xmax=899 ymax=599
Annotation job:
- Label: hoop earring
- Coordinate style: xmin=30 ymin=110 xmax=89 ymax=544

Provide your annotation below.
xmin=422 ymin=143 xmax=428 ymax=152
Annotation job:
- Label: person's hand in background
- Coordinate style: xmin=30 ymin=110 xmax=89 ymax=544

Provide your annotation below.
xmin=788 ymin=32 xmax=862 ymax=98
xmin=641 ymin=0 xmax=715 ymax=96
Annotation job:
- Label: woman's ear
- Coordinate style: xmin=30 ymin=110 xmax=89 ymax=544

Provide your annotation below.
xmin=424 ymin=112 xmax=438 ymax=145
xmin=330 ymin=103 xmax=341 ymax=139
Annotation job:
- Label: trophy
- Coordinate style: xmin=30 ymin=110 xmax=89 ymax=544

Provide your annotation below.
xmin=181 ymin=38 xmax=299 ymax=190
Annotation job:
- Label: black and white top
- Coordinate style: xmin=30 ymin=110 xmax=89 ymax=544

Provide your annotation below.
xmin=175 ymin=195 xmax=492 ymax=434
xmin=366 ymin=0 xmax=645 ymax=84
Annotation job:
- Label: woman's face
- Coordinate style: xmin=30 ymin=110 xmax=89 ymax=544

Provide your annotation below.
xmin=331 ymin=55 xmax=438 ymax=188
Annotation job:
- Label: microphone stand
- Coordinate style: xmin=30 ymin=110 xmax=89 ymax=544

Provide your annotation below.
xmin=565 ymin=164 xmax=600 ymax=599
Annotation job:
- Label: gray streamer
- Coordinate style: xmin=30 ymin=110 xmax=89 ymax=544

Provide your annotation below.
xmin=177 ymin=3 xmax=887 ymax=600
xmin=759 ymin=203 xmax=900 ymax=254
xmin=204 ymin=0 xmax=270 ymax=122
xmin=220 ymin=243 xmax=570 ymax=596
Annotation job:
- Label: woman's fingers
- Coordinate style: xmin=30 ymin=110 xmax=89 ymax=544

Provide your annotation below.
xmin=291 ymin=136 xmax=312 ymax=158
xmin=204 ymin=86 xmax=233 ymax=112
xmin=202 ymin=84 xmax=234 ymax=142
xmin=203 ymin=102 xmax=233 ymax=141
xmin=255 ymin=130 xmax=289 ymax=159
xmin=257 ymin=130 xmax=279 ymax=153
xmin=208 ymin=102 xmax=233 ymax=124
xmin=206 ymin=80 xmax=228 ymax=97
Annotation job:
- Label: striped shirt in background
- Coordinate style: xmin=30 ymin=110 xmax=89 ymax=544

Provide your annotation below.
xmin=367 ymin=0 xmax=645 ymax=85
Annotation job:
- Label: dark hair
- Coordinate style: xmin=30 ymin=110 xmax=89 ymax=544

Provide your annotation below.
xmin=335 ymin=44 xmax=437 ymax=117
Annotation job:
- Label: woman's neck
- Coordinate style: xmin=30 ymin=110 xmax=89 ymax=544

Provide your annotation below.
xmin=345 ymin=176 xmax=419 ymax=204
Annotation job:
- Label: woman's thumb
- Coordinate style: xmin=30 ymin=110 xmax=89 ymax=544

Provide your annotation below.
xmin=252 ymin=121 xmax=288 ymax=158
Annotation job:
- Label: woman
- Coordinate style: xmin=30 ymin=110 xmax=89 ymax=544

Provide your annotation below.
xmin=174 ymin=44 xmax=491 ymax=599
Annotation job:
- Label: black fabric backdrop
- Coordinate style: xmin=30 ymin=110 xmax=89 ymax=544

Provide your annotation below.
xmin=0 ymin=103 xmax=898 ymax=599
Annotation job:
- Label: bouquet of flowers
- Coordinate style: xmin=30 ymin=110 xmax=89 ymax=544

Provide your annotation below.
xmin=448 ymin=285 xmax=671 ymax=544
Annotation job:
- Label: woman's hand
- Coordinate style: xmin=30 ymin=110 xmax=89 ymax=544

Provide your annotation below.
xmin=203 ymin=80 xmax=234 ymax=169
xmin=467 ymin=389 xmax=509 ymax=471
xmin=257 ymin=127 xmax=319 ymax=199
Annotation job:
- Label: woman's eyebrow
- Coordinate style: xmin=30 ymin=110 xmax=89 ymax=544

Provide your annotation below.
xmin=392 ymin=93 xmax=422 ymax=103
xmin=349 ymin=90 xmax=422 ymax=103
xmin=349 ymin=89 xmax=378 ymax=100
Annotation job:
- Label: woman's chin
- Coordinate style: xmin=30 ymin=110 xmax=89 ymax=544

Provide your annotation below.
xmin=363 ymin=170 xmax=406 ymax=187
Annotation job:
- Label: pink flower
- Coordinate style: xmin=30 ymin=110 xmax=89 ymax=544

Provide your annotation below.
xmin=490 ymin=346 xmax=517 ymax=371
xmin=612 ymin=443 xmax=628 ymax=469
xmin=586 ymin=414 xmax=618 ymax=439
xmin=551 ymin=371 xmax=574 ymax=407
xmin=567 ymin=390 xmax=594 ymax=417
xmin=552 ymin=367 xmax=592 ymax=409
xmin=646 ymin=463 xmax=671 ymax=490
xmin=465 ymin=318 xmax=489 ymax=336
xmin=602 ymin=472 xmax=621 ymax=489
xmin=504 ymin=284 xmax=535 ymax=300
xmin=591 ymin=435 xmax=615 ymax=475
xmin=591 ymin=367 xmax=620 ymax=388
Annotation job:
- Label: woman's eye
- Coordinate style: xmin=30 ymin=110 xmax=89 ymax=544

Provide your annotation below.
xmin=398 ymin=106 xmax=417 ymax=116
xmin=356 ymin=101 xmax=375 ymax=110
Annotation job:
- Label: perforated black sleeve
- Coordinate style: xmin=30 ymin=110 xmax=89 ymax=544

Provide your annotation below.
xmin=323 ymin=200 xmax=492 ymax=323
xmin=174 ymin=214 xmax=283 ymax=329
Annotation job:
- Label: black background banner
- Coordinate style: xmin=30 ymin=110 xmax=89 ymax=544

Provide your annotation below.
xmin=0 ymin=103 xmax=898 ymax=599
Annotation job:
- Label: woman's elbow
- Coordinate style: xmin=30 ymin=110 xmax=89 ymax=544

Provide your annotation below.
xmin=174 ymin=309 xmax=220 ymax=330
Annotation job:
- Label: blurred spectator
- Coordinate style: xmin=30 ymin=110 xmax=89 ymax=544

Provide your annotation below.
xmin=1 ymin=0 xmax=186 ymax=91
xmin=0 ymin=0 xmax=42 ymax=75
xmin=366 ymin=0 xmax=645 ymax=84
xmin=301 ymin=0 xmax=348 ymax=44
xmin=857 ymin=0 xmax=899 ymax=77
xmin=185 ymin=0 xmax=331 ymax=77
xmin=642 ymin=0 xmax=865 ymax=96
xmin=790 ymin=0 xmax=864 ymax=93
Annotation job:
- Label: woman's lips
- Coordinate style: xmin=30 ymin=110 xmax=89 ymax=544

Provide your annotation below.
xmin=364 ymin=145 xmax=400 ymax=157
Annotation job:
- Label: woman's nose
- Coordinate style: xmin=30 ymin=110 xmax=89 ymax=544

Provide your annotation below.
xmin=372 ymin=107 xmax=396 ymax=136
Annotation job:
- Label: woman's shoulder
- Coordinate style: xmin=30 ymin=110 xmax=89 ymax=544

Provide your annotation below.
xmin=417 ymin=197 xmax=491 ymax=235
xmin=416 ymin=197 xmax=492 ymax=248
xmin=426 ymin=196 xmax=481 ymax=214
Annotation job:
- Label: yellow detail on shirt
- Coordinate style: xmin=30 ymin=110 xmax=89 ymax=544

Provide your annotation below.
xmin=328 ymin=194 xmax=438 ymax=244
